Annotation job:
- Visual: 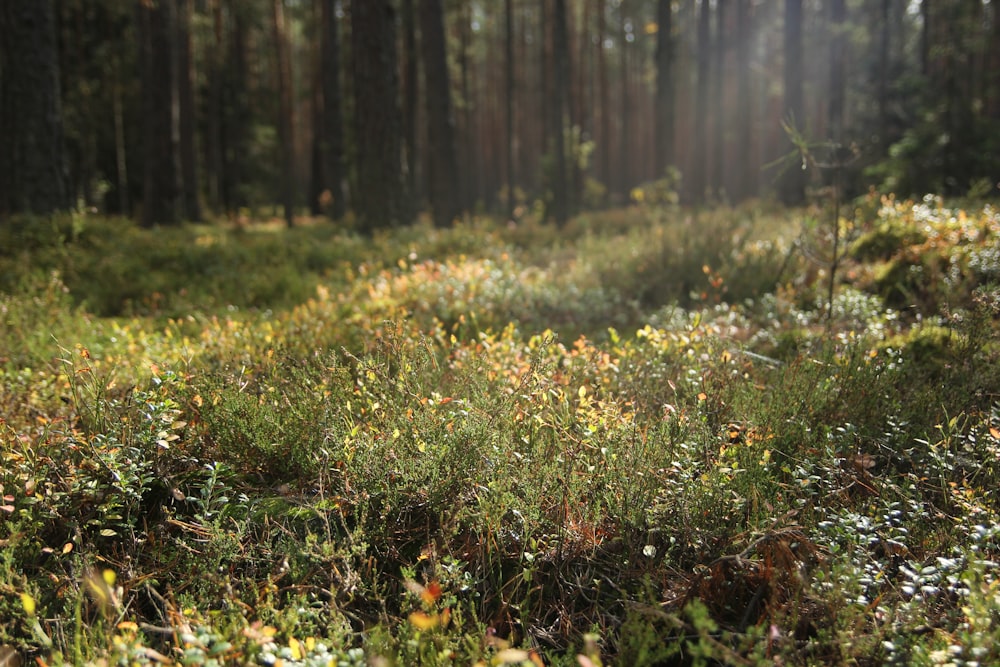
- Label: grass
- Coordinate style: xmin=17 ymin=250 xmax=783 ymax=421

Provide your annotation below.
xmin=1 ymin=194 xmax=999 ymax=665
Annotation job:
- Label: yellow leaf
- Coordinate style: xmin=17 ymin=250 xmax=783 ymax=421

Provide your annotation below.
xmin=409 ymin=611 xmax=439 ymax=630
xmin=493 ymin=649 xmax=530 ymax=664
xmin=102 ymin=569 xmax=116 ymax=587
xmin=20 ymin=593 xmax=35 ymax=617
xmin=289 ymin=637 xmax=302 ymax=660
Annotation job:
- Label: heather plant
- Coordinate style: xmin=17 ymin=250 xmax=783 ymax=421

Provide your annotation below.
xmin=2 ymin=198 xmax=999 ymax=665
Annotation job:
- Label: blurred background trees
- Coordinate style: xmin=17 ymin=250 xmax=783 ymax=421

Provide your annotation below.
xmin=1 ymin=0 xmax=999 ymax=228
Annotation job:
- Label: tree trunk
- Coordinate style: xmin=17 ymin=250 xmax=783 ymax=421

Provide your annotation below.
xmin=551 ymin=0 xmax=570 ymax=225
xmin=780 ymin=0 xmax=805 ymax=205
xmin=139 ymin=0 xmax=180 ymax=226
xmin=712 ymin=0 xmax=728 ymax=198
xmin=0 ymin=0 xmax=69 ymax=217
xmin=734 ymin=0 xmax=753 ymax=200
xmin=420 ymin=0 xmax=461 ymax=227
xmin=597 ymin=0 xmax=610 ymax=203
xmin=351 ymin=0 xmax=406 ymax=231
xmin=617 ymin=0 xmax=631 ymax=201
xmin=272 ymin=0 xmax=295 ymax=228
xmin=177 ymin=0 xmax=201 ymax=221
xmin=829 ymin=0 xmax=847 ymax=145
xmin=691 ymin=0 xmax=711 ymax=203
xmin=321 ymin=0 xmax=346 ymax=220
xmin=401 ymin=0 xmax=419 ymax=213
xmin=654 ymin=0 xmax=675 ymax=180
xmin=505 ymin=0 xmax=516 ymax=218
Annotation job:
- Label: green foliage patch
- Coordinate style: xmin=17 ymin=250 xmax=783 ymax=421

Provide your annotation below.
xmin=1 ymin=199 xmax=999 ymax=665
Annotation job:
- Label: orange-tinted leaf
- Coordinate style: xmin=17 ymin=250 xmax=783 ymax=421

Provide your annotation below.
xmin=493 ymin=649 xmax=530 ymax=664
xmin=423 ymin=580 xmax=442 ymax=605
xmin=990 ymin=426 xmax=1000 ymax=440
xmin=408 ymin=611 xmax=438 ymax=630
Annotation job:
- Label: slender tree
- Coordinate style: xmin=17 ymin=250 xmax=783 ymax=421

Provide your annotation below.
xmin=691 ymin=0 xmax=711 ymax=203
xmin=0 ymin=0 xmax=69 ymax=217
xmin=597 ymin=0 xmax=611 ymax=201
xmin=177 ymin=0 xmax=201 ymax=221
xmin=505 ymin=0 xmax=517 ymax=218
xmin=829 ymin=0 xmax=847 ymax=145
xmin=321 ymin=0 xmax=346 ymax=219
xmin=617 ymin=0 xmax=631 ymax=200
xmin=351 ymin=0 xmax=406 ymax=231
xmin=139 ymin=0 xmax=180 ymax=226
xmin=272 ymin=0 xmax=295 ymax=227
xmin=420 ymin=0 xmax=461 ymax=227
xmin=734 ymin=0 xmax=754 ymax=200
xmin=401 ymin=0 xmax=419 ymax=211
xmin=654 ymin=0 xmax=674 ymax=179
xmin=551 ymin=0 xmax=570 ymax=224
xmin=780 ymin=0 xmax=806 ymax=205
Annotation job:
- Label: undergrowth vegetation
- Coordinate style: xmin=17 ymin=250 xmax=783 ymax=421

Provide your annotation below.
xmin=2 ymin=194 xmax=999 ymax=665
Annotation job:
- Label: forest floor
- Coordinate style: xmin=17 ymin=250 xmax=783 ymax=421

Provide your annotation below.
xmin=2 ymin=194 xmax=1000 ymax=666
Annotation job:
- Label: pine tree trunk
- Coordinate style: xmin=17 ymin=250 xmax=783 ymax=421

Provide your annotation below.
xmin=272 ymin=0 xmax=295 ymax=228
xmin=654 ymin=0 xmax=675 ymax=180
xmin=139 ymin=0 xmax=180 ymax=226
xmin=177 ymin=0 xmax=201 ymax=221
xmin=420 ymin=0 xmax=461 ymax=227
xmin=0 ymin=0 xmax=69 ymax=217
xmin=321 ymin=0 xmax=346 ymax=219
xmin=351 ymin=0 xmax=406 ymax=231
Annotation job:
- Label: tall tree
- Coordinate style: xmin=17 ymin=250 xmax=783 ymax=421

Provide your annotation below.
xmin=0 ymin=0 xmax=69 ymax=217
xmin=691 ymin=0 xmax=711 ymax=203
xmin=139 ymin=0 xmax=180 ymax=226
xmin=712 ymin=0 xmax=729 ymax=197
xmin=617 ymin=0 xmax=631 ymax=200
xmin=420 ymin=0 xmax=461 ymax=227
xmin=177 ymin=0 xmax=201 ymax=221
xmin=551 ymin=0 xmax=571 ymax=224
xmin=734 ymin=0 xmax=754 ymax=200
xmin=505 ymin=0 xmax=516 ymax=218
xmin=351 ymin=0 xmax=406 ymax=231
xmin=828 ymin=0 xmax=847 ymax=144
xmin=320 ymin=0 xmax=346 ymax=219
xmin=272 ymin=0 xmax=295 ymax=227
xmin=597 ymin=0 xmax=611 ymax=201
xmin=401 ymin=0 xmax=419 ymax=212
xmin=780 ymin=0 xmax=805 ymax=205
xmin=654 ymin=0 xmax=674 ymax=179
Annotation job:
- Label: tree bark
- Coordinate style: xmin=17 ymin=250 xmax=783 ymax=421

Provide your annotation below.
xmin=139 ymin=0 xmax=180 ymax=226
xmin=272 ymin=0 xmax=295 ymax=228
xmin=177 ymin=0 xmax=201 ymax=221
xmin=734 ymin=0 xmax=753 ymax=200
xmin=780 ymin=0 xmax=806 ymax=205
xmin=420 ymin=0 xmax=461 ymax=227
xmin=505 ymin=0 xmax=516 ymax=218
xmin=321 ymin=0 xmax=346 ymax=219
xmin=597 ymin=0 xmax=610 ymax=203
xmin=653 ymin=0 xmax=675 ymax=181
xmin=401 ymin=0 xmax=419 ymax=213
xmin=829 ymin=0 xmax=847 ymax=145
xmin=551 ymin=0 xmax=570 ymax=225
xmin=351 ymin=0 xmax=406 ymax=231
xmin=617 ymin=0 xmax=631 ymax=201
xmin=691 ymin=0 xmax=711 ymax=203
xmin=0 ymin=0 xmax=70 ymax=217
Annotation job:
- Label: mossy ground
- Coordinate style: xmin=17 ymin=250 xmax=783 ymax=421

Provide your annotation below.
xmin=2 ymin=194 xmax=999 ymax=665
